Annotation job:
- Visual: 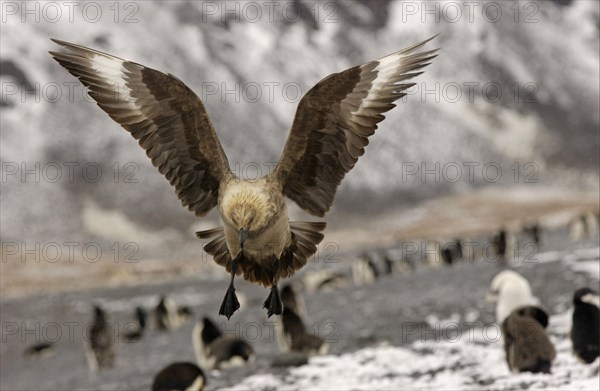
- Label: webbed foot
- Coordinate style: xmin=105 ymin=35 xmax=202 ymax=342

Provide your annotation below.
xmin=263 ymin=285 xmax=283 ymax=318
xmin=219 ymin=285 xmax=240 ymax=319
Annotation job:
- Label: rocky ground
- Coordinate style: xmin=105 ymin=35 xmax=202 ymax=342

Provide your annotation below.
xmin=1 ymin=223 xmax=598 ymax=390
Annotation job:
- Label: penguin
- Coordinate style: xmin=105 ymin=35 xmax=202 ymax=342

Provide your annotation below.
xmin=352 ymin=253 xmax=379 ymax=285
xmin=155 ymin=296 xmax=175 ymax=330
xmin=123 ymin=306 xmax=147 ymax=342
xmin=571 ymin=287 xmax=600 ymax=364
xmin=523 ymin=223 xmax=541 ymax=247
xmin=315 ymin=272 xmax=351 ymax=292
xmin=302 ymin=270 xmax=350 ymax=293
xmin=152 ymin=362 xmax=206 ymax=391
xmin=425 ymin=241 xmax=443 ymax=268
xmin=460 ymin=237 xmax=475 ymax=262
xmin=277 ymin=307 xmax=329 ymax=356
xmin=400 ymin=253 xmax=417 ymax=273
xmin=280 ymin=283 xmax=307 ymax=320
xmin=487 ymin=270 xmax=539 ymax=323
xmin=276 ymin=284 xmax=328 ymax=356
xmin=441 ymin=239 xmax=462 ymax=266
xmin=454 ymin=238 xmax=463 ymax=260
xmin=501 ymin=305 xmax=556 ymax=374
xmin=155 ymin=295 xmax=191 ymax=331
xmin=492 ymin=229 xmax=507 ymax=264
xmin=178 ymin=305 xmax=193 ymax=319
xmin=380 ymin=252 xmax=395 ymax=275
xmin=192 ymin=317 xmax=254 ymax=370
xmin=23 ymin=342 xmax=55 ymax=358
xmin=85 ymin=305 xmax=115 ymax=372
xmin=569 ymin=214 xmax=590 ymax=241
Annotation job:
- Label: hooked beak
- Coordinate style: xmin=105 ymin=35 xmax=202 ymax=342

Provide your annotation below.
xmin=239 ymin=229 xmax=247 ymax=250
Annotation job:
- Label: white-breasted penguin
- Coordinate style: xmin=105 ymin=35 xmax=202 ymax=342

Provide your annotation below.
xmin=281 ymin=283 xmax=307 ymax=320
xmin=352 ymin=253 xmax=379 ymax=285
xmin=277 ymin=284 xmax=328 ymax=355
xmin=192 ymin=317 xmax=254 ymax=370
xmin=569 ymin=213 xmax=597 ymax=241
xmin=501 ymin=305 xmax=556 ymax=374
xmin=123 ymin=306 xmax=147 ymax=342
xmin=155 ymin=295 xmax=192 ymax=331
xmin=277 ymin=307 xmax=329 ymax=356
xmin=571 ymin=287 xmax=599 ymax=364
xmin=85 ymin=305 xmax=115 ymax=372
xmin=487 ymin=270 xmax=539 ymax=323
xmin=302 ymin=269 xmax=350 ymax=293
xmin=152 ymin=362 xmax=206 ymax=391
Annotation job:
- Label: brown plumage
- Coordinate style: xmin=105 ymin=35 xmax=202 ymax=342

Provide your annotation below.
xmin=50 ymin=36 xmax=438 ymax=318
xmin=274 ymin=38 xmax=439 ymax=216
xmin=50 ymin=40 xmax=229 ymax=217
xmin=501 ymin=306 xmax=556 ymax=374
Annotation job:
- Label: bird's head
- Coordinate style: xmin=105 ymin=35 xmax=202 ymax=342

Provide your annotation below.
xmin=230 ymin=202 xmax=264 ymax=234
xmin=221 ymin=180 xmax=280 ymax=245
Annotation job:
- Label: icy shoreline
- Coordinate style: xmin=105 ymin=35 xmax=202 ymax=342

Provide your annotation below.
xmin=225 ymin=310 xmax=599 ymax=391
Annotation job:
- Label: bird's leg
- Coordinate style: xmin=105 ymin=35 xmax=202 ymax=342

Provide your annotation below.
xmin=263 ymin=259 xmax=283 ymax=318
xmin=219 ymin=257 xmax=241 ymax=319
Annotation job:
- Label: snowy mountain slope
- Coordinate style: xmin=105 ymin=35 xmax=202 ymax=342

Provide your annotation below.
xmin=1 ymin=0 xmax=598 ymax=260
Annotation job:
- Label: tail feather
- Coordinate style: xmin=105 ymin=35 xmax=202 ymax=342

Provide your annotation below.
xmin=196 ymin=227 xmax=224 ymax=239
xmin=194 ymin=222 xmax=327 ymax=286
xmin=283 ymin=221 xmax=327 ymax=276
xmin=195 ymin=227 xmax=236 ymax=272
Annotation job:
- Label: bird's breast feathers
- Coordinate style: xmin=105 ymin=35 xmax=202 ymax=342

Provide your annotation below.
xmin=219 ymin=178 xmax=290 ymax=261
xmin=223 ymin=212 xmax=291 ymax=263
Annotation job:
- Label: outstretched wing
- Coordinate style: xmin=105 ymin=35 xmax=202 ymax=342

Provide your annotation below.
xmin=274 ymin=36 xmax=438 ymax=216
xmin=49 ymin=39 xmax=230 ymax=217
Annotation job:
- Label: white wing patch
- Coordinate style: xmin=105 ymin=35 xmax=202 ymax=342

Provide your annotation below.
xmin=351 ymin=51 xmax=415 ymax=118
xmin=87 ymin=53 xmax=144 ymax=118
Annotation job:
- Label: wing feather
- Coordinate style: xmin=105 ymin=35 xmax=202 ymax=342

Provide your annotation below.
xmin=274 ymin=36 xmax=438 ymax=216
xmin=49 ymin=39 xmax=230 ymax=217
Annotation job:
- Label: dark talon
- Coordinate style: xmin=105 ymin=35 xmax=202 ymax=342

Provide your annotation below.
xmin=219 ymin=258 xmax=240 ymax=319
xmin=263 ymin=285 xmax=283 ymax=318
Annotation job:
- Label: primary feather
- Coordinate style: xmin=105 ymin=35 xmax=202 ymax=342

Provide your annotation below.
xmin=50 ymin=36 xmax=438 ymax=310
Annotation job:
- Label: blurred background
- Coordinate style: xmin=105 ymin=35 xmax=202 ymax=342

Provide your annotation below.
xmin=1 ymin=0 xmax=599 ymax=286
xmin=1 ymin=1 xmax=599 ymax=390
